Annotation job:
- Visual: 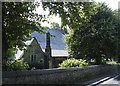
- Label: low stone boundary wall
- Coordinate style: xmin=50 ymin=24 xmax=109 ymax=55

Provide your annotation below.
xmin=2 ymin=65 xmax=119 ymax=84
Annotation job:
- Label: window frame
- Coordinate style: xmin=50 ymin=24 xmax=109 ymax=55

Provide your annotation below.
xmin=30 ymin=54 xmax=37 ymax=62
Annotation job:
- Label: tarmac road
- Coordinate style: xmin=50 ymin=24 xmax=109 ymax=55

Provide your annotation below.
xmin=97 ymin=74 xmax=120 ymax=85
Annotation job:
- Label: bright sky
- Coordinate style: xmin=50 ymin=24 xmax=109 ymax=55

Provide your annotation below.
xmin=35 ymin=0 xmax=120 ymax=27
xmin=95 ymin=0 xmax=119 ymax=10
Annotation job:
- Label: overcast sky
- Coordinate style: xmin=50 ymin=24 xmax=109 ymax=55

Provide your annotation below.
xmin=95 ymin=0 xmax=119 ymax=10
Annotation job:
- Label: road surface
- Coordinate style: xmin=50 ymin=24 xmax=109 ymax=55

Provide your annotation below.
xmin=97 ymin=74 xmax=120 ymax=85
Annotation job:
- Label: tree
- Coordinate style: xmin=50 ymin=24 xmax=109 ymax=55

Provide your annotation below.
xmin=2 ymin=2 xmax=47 ymax=70
xmin=42 ymin=2 xmax=118 ymax=64
xmin=79 ymin=3 xmax=118 ymax=64
xmin=51 ymin=22 xmax=60 ymax=29
xmin=2 ymin=2 xmax=44 ymax=60
xmin=113 ymin=9 xmax=120 ymax=62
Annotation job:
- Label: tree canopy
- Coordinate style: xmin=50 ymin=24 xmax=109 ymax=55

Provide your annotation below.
xmin=2 ymin=2 xmax=44 ymax=60
xmin=2 ymin=1 xmax=119 ymax=66
xmin=41 ymin=2 xmax=119 ymax=64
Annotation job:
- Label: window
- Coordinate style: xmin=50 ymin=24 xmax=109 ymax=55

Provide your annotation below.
xmin=34 ymin=55 xmax=36 ymax=61
xmin=30 ymin=54 xmax=37 ymax=62
xmin=31 ymin=55 xmax=34 ymax=62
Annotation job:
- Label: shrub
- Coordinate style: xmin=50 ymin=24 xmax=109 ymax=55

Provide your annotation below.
xmin=59 ymin=58 xmax=88 ymax=68
xmin=6 ymin=58 xmax=29 ymax=71
xmin=106 ymin=61 xmax=117 ymax=65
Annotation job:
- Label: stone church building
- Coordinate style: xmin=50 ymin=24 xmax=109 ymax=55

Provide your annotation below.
xmin=14 ymin=29 xmax=68 ymax=69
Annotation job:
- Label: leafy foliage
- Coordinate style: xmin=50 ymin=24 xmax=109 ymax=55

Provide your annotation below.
xmin=42 ymin=2 xmax=119 ymax=64
xmin=5 ymin=58 xmax=29 ymax=71
xmin=51 ymin=22 xmax=60 ymax=29
xmin=65 ymin=3 xmax=118 ymax=64
xmin=105 ymin=61 xmax=117 ymax=65
xmin=113 ymin=9 xmax=120 ymax=62
xmin=2 ymin=2 xmax=48 ymax=71
xmin=59 ymin=58 xmax=88 ymax=68
xmin=2 ymin=2 xmax=44 ymax=59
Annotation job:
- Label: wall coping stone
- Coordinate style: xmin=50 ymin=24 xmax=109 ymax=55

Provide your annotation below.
xmin=3 ymin=64 xmax=118 ymax=78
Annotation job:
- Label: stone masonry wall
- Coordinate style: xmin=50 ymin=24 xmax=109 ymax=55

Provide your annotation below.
xmin=2 ymin=65 xmax=119 ymax=84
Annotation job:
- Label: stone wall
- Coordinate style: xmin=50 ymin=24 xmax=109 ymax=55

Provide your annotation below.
xmin=2 ymin=65 xmax=119 ymax=84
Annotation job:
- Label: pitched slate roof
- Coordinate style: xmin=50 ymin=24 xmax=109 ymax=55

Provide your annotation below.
xmin=31 ymin=29 xmax=68 ymax=57
xmin=15 ymin=29 xmax=68 ymax=59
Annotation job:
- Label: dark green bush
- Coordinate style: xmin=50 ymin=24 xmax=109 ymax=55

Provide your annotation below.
xmin=6 ymin=58 xmax=29 ymax=71
xmin=59 ymin=58 xmax=88 ymax=68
